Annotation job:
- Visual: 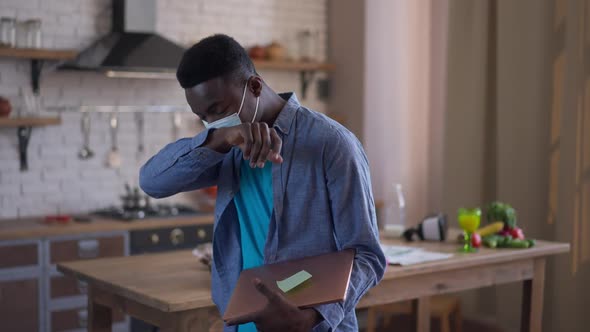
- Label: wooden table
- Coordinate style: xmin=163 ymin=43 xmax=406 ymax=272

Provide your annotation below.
xmin=57 ymin=240 xmax=569 ymax=332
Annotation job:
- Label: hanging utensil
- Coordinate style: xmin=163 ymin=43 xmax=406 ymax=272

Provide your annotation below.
xmin=17 ymin=126 xmax=32 ymax=171
xmin=135 ymin=112 xmax=145 ymax=158
xmin=106 ymin=111 xmax=121 ymax=168
xmin=172 ymin=112 xmax=182 ymax=141
xmin=78 ymin=111 xmax=94 ymax=160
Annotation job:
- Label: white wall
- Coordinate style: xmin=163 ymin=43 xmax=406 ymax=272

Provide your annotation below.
xmin=364 ymin=0 xmax=442 ymax=227
xmin=327 ymin=0 xmax=365 ymax=139
xmin=0 ymin=0 xmax=328 ymax=218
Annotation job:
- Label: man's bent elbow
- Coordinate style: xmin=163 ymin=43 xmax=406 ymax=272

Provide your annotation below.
xmin=139 ymin=166 xmax=169 ymax=199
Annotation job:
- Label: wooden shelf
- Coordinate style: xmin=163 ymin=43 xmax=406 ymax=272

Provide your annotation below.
xmin=0 ymin=117 xmax=61 ymax=128
xmin=0 ymin=47 xmax=78 ymax=95
xmin=251 ymin=60 xmax=335 ymax=98
xmin=252 ymin=59 xmax=335 ymax=72
xmin=0 ymin=47 xmax=77 ymax=60
xmin=0 ymin=116 xmax=62 ymax=171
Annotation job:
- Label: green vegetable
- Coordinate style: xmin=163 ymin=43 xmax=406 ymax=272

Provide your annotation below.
xmin=486 ymin=201 xmax=517 ymax=228
xmin=506 ymin=239 xmax=530 ymax=248
xmin=483 ymin=235 xmax=535 ymax=249
xmin=497 ymin=235 xmax=513 ymax=247
xmin=483 ymin=235 xmax=498 ymax=248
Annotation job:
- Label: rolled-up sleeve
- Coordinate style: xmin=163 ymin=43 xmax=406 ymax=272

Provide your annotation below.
xmin=314 ymin=130 xmax=386 ymax=331
xmin=139 ymin=128 xmax=227 ymax=198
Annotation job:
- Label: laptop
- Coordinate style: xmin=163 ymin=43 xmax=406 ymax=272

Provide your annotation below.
xmin=222 ymin=249 xmax=356 ymax=323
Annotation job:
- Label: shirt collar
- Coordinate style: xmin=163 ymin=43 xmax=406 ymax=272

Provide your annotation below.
xmin=273 ymin=92 xmax=300 ymax=136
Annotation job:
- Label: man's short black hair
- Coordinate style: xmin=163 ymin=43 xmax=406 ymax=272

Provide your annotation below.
xmin=176 ymin=34 xmax=256 ymax=89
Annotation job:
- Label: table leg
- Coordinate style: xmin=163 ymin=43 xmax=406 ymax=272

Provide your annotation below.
xmin=521 ymin=258 xmax=546 ymax=332
xmin=412 ymin=297 xmax=430 ymax=332
xmin=162 ymin=309 xmax=211 ymax=332
xmin=366 ymin=307 xmax=377 ymax=332
xmin=88 ymin=288 xmax=112 ymax=332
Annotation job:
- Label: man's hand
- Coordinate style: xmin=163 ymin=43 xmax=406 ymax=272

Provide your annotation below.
xmin=205 ymin=123 xmax=283 ymax=167
xmin=226 ymin=278 xmax=321 ymax=332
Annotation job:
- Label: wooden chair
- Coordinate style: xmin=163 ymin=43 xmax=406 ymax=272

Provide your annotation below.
xmin=366 ymin=295 xmax=462 ymax=332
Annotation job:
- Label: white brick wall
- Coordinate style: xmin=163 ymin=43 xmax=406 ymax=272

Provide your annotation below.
xmin=0 ymin=0 xmax=328 ymax=218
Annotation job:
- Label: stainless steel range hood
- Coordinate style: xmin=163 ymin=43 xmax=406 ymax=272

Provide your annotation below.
xmin=60 ymin=0 xmax=185 ymax=79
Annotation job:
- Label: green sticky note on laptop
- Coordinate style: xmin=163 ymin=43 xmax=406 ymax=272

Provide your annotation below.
xmin=277 ymin=270 xmax=312 ymax=293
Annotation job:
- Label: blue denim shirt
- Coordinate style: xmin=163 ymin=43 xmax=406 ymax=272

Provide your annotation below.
xmin=139 ymin=93 xmax=386 ymax=331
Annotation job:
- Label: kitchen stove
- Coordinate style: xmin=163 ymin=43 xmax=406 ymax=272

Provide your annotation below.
xmin=92 ymin=203 xmax=202 ymax=221
xmin=91 ymin=183 xmax=205 ymax=221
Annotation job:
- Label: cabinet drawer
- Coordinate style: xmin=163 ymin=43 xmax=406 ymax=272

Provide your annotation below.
xmin=51 ymin=306 xmax=125 ymax=332
xmin=0 ymin=243 xmax=38 ymax=269
xmin=50 ymin=235 xmax=125 ymax=264
xmin=50 ymin=274 xmax=87 ymax=299
xmin=0 ymin=278 xmax=39 ymax=332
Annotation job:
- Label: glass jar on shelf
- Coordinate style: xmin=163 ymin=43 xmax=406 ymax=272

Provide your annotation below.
xmin=297 ymin=29 xmax=313 ymax=62
xmin=25 ymin=19 xmax=42 ymax=48
xmin=18 ymin=87 xmax=41 ymax=117
xmin=15 ymin=20 xmax=28 ymax=48
xmin=0 ymin=17 xmax=16 ymax=47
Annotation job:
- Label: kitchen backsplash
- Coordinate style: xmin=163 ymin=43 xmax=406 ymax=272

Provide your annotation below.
xmin=0 ymin=0 xmax=328 ymax=218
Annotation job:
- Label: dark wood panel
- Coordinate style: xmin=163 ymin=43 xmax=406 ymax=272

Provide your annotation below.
xmin=50 ymin=236 xmax=125 ymax=264
xmin=50 ymin=274 xmax=86 ymax=299
xmin=0 ymin=279 xmax=38 ymax=331
xmin=51 ymin=306 xmax=124 ymax=332
xmin=0 ymin=243 xmax=38 ymax=268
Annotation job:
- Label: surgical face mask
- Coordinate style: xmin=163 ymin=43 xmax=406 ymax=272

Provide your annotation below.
xmin=202 ymin=82 xmax=260 ymax=129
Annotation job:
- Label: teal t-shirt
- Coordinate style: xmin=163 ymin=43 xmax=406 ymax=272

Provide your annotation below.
xmin=233 ymin=160 xmax=273 ymax=332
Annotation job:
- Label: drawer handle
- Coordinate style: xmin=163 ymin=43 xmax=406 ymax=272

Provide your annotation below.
xmin=78 ymin=239 xmax=99 ymax=259
xmin=170 ymin=228 xmax=184 ymax=246
xmin=77 ymin=309 xmax=88 ymax=328
xmin=150 ymin=233 xmax=160 ymax=245
xmin=197 ymin=229 xmax=207 ymax=240
xmin=77 ymin=280 xmax=88 ymax=294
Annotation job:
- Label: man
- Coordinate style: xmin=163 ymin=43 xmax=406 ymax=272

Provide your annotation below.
xmin=140 ymin=34 xmax=385 ymax=332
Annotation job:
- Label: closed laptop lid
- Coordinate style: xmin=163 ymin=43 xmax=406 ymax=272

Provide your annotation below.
xmin=223 ymin=249 xmax=356 ymax=322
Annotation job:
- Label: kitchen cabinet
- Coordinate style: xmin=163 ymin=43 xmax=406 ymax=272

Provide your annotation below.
xmin=0 ymin=216 xmax=214 ymax=331
xmin=49 ymin=235 xmax=126 ymax=264
xmin=50 ymin=274 xmax=87 ymax=299
xmin=0 ymin=278 xmax=39 ymax=332
xmin=0 ymin=239 xmax=42 ymax=331
xmin=0 ymin=242 xmax=39 ymax=268
xmin=0 ymin=233 xmax=128 ymax=332
xmin=45 ymin=232 xmax=129 ymax=332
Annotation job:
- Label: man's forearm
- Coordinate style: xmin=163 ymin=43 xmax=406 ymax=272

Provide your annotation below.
xmin=140 ymin=132 xmax=225 ymax=198
xmin=203 ymin=128 xmax=233 ymax=153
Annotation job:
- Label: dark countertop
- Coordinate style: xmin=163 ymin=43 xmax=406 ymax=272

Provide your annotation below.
xmin=0 ymin=214 xmax=215 ymax=241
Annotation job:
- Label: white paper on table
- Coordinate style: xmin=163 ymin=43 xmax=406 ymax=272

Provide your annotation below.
xmin=381 ymin=244 xmax=453 ymax=266
xmin=380 ymin=245 xmax=419 ymax=257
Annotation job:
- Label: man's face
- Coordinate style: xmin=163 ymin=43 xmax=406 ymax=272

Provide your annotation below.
xmin=185 ymin=77 xmax=251 ymax=124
